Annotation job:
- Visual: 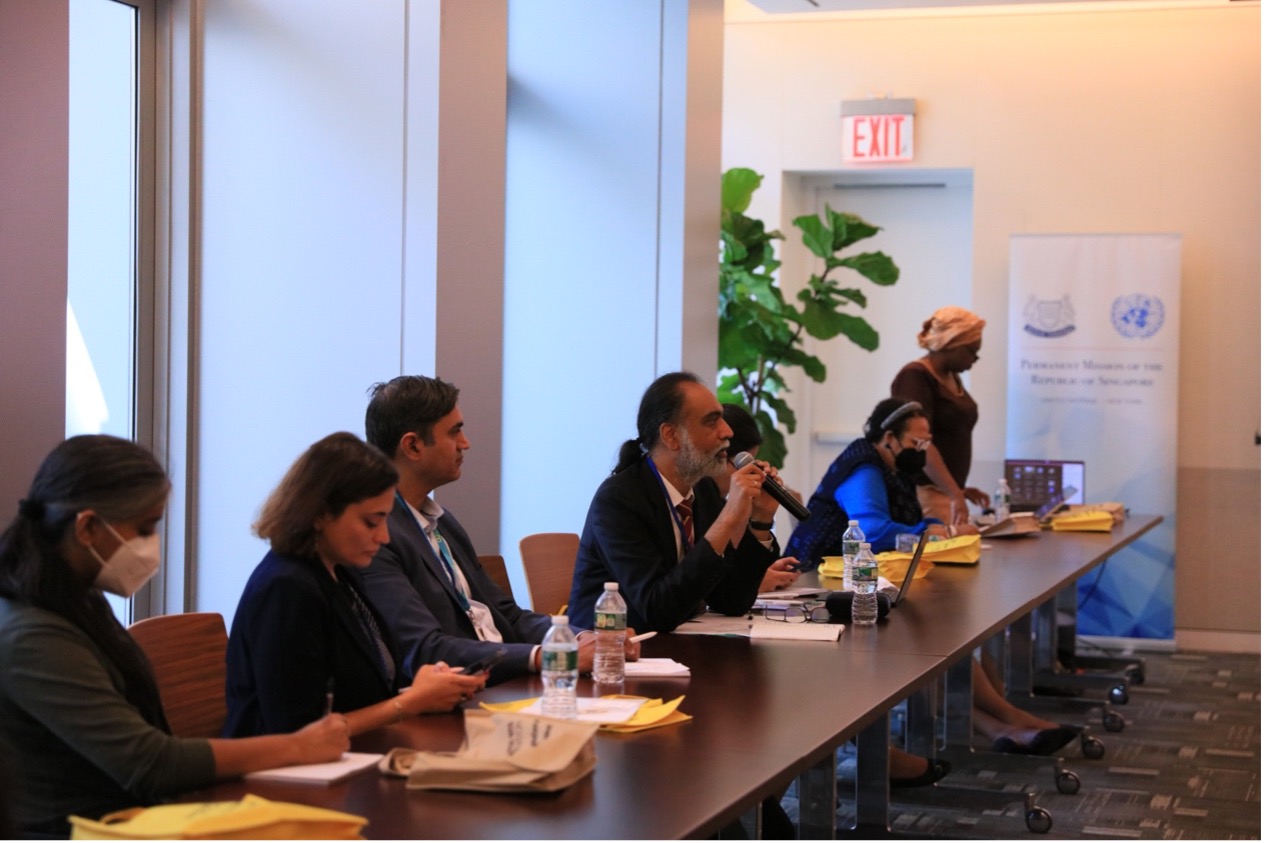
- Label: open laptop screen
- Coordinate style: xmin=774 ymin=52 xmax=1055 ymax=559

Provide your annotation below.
xmin=1004 ymin=459 xmax=1085 ymax=511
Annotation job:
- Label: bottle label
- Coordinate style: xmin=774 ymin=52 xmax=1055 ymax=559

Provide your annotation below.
xmin=542 ymin=649 xmax=577 ymax=672
xmin=853 ymin=563 xmax=877 ymax=581
xmin=595 ymin=611 xmax=626 ymax=632
xmin=842 ymin=540 xmax=861 ymax=557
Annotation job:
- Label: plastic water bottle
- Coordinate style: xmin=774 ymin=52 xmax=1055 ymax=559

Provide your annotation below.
xmin=994 ymin=478 xmax=1012 ymax=522
xmin=541 ymin=615 xmax=578 ymax=719
xmin=841 ymin=520 xmax=865 ymax=591
xmin=593 ymin=582 xmax=627 ymax=684
xmin=851 ymin=542 xmax=879 ymax=626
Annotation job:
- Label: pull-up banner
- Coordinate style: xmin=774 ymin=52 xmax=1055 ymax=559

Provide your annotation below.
xmin=1007 ymin=234 xmax=1180 ymax=639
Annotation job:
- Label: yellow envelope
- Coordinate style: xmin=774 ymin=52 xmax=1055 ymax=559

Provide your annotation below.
xmin=919 ymin=533 xmax=982 ymax=565
xmin=601 ymin=695 xmax=692 ymax=733
xmin=70 ymin=795 xmax=367 ymax=839
xmin=874 ymin=550 xmax=935 ymax=581
xmin=1050 ymin=510 xmax=1114 ymax=532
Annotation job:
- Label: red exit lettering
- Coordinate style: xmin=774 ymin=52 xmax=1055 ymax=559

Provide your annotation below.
xmin=844 ymin=114 xmax=913 ymax=163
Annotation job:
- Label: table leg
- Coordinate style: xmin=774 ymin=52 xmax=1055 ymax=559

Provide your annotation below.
xmin=854 ymin=712 xmax=891 ymax=831
xmin=796 ymin=750 xmax=837 ymax=839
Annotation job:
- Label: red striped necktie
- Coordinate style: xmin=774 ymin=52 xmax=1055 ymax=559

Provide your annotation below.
xmin=676 ymin=496 xmax=694 ymax=554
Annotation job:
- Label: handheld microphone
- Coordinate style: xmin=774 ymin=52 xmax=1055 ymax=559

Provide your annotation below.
xmin=731 ymin=452 xmax=812 ymax=521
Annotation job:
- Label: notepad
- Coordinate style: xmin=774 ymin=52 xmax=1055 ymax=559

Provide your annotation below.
xmin=623 ymin=657 xmax=690 ymax=677
xmin=245 ymin=752 xmax=383 ymax=785
xmin=748 ymin=620 xmax=842 ymax=641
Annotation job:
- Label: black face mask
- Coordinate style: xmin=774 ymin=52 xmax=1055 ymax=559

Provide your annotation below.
xmin=888 ymin=440 xmax=927 ymax=476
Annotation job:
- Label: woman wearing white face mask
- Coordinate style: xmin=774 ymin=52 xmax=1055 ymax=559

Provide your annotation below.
xmin=0 ymin=435 xmax=352 ymax=837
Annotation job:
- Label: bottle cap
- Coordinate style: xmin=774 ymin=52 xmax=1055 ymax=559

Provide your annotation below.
xmin=603 ymin=582 xmax=618 ymax=591
xmin=553 ymin=615 xmax=569 ymax=624
xmin=848 ymin=519 xmax=859 ymax=526
xmin=859 ymin=542 xmax=871 ymax=549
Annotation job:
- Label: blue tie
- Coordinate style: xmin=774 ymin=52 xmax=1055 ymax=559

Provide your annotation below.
xmin=433 ymin=528 xmax=471 ymax=612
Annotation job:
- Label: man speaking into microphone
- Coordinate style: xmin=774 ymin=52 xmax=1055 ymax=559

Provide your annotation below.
xmin=568 ymin=372 xmax=789 ymax=633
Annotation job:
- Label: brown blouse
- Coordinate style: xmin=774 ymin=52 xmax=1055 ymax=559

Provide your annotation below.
xmin=891 ymin=359 xmax=978 ymax=488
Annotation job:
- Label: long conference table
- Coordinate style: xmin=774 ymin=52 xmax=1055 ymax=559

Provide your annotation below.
xmin=183 ymin=514 xmax=1161 ymax=839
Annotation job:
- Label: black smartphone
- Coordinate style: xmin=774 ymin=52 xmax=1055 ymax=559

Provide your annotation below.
xmin=458 ymin=648 xmax=508 ymax=676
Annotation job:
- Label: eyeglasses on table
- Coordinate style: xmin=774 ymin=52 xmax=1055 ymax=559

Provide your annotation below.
xmin=762 ymin=602 xmax=832 ymax=624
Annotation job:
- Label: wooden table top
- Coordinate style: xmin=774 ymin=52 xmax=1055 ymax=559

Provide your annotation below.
xmin=181 ymin=515 xmax=1160 ymax=839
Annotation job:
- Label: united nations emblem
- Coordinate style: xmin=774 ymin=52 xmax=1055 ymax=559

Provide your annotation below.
xmin=1022 ymin=295 xmax=1076 ymax=338
xmin=1111 ymin=293 xmax=1165 ymax=339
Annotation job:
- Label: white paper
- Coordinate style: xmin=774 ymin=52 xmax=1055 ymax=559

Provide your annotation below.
xmin=518 ymin=695 xmax=645 ymax=724
xmin=623 ymin=658 xmax=690 ymax=677
xmin=749 ymin=620 xmax=842 ymax=641
xmin=244 ymin=751 xmax=383 ymax=784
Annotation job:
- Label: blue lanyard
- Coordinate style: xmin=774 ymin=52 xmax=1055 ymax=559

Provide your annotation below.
xmin=646 ymin=456 xmax=692 ymax=553
xmin=397 ymin=491 xmax=471 ymax=611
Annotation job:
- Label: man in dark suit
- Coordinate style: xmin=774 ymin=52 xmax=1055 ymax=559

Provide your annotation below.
xmin=568 ymin=372 xmax=784 ymax=632
xmin=360 ymin=375 xmax=636 ymax=686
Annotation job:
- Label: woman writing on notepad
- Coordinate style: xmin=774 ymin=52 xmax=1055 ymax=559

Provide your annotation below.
xmin=0 ymin=436 xmax=350 ymax=837
xmin=787 ymin=398 xmax=978 ymax=566
xmin=224 ymin=433 xmax=485 ymax=739
xmin=722 ymin=404 xmax=953 ymax=789
xmin=788 ymin=399 xmax=1077 ymax=756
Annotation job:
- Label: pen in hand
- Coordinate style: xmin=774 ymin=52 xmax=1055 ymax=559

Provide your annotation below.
xmin=324 ymin=678 xmax=335 ymax=717
xmin=629 ymin=631 xmax=657 ymax=644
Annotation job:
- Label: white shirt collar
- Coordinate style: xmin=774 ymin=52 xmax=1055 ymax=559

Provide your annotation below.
xmin=404 ymin=495 xmax=445 ymax=533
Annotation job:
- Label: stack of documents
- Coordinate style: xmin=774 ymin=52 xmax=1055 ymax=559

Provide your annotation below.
xmin=482 ymin=694 xmax=691 ymax=732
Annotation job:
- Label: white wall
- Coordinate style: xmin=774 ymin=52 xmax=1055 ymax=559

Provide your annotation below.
xmin=0 ymin=1 xmax=69 ymax=514
xmin=723 ymin=6 xmax=1260 ymax=636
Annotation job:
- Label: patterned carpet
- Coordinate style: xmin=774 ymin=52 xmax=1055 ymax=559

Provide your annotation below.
xmin=787 ymin=649 xmax=1261 ymax=839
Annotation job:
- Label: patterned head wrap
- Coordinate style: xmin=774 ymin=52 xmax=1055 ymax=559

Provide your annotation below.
xmin=917 ymin=306 xmax=985 ymax=352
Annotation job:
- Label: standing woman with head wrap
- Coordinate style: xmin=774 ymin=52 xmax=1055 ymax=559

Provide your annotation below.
xmin=892 ymin=306 xmax=992 ymax=526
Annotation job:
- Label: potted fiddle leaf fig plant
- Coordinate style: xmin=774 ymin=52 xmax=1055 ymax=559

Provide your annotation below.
xmin=718 ymin=167 xmax=899 ymax=467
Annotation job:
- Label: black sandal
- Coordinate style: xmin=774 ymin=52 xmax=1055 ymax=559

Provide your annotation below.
xmin=890 ymin=757 xmax=952 ymax=788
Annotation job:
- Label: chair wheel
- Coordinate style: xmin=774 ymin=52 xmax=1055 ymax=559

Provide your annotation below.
xmin=1103 ymin=710 xmax=1125 ymax=732
xmin=1081 ymin=735 xmax=1105 ymax=759
xmin=1055 ymin=769 xmax=1080 ymax=794
xmin=1026 ymin=807 xmax=1053 ymax=834
xmin=1125 ymin=665 xmax=1145 ymax=685
xmin=1109 ymin=684 xmax=1129 ymax=705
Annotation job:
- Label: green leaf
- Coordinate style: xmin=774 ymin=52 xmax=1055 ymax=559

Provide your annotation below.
xmin=778 ymin=346 xmax=827 ymax=382
xmin=836 ymin=313 xmax=881 ymax=351
xmin=722 ymin=168 xmax=763 ymax=215
xmin=824 ymin=205 xmax=881 ymax=249
xmin=761 ymin=393 xmax=797 ymax=435
xmin=754 ymin=419 xmax=787 ymax=469
xmin=838 ymin=252 xmax=900 ymax=286
xmin=792 ymin=214 xmax=834 ymax=259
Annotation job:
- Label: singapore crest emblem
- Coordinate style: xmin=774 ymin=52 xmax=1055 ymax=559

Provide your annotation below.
xmin=1111 ymin=293 xmax=1165 ymax=339
xmin=1022 ymin=295 xmax=1076 ymax=338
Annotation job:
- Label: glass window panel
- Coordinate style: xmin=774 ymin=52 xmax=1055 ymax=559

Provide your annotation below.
xmin=67 ymin=0 xmax=140 ymax=621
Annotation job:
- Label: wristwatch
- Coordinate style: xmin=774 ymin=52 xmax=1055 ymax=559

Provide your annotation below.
xmin=748 ymin=519 xmax=775 ymax=531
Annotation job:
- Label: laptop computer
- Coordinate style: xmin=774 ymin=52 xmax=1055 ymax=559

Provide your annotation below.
xmin=981 ymin=483 xmax=1080 ymax=537
xmin=1003 ymin=459 xmax=1086 ymax=511
xmin=890 ymin=530 xmax=929 ymax=608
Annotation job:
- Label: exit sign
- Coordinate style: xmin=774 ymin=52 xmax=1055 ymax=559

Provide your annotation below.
xmin=841 ymin=98 xmax=916 ymax=164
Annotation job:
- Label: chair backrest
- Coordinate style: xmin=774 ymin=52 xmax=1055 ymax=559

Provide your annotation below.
xmin=518 ymin=532 xmax=580 ymax=616
xmin=128 ymin=612 xmax=228 ymax=738
xmin=477 ymin=554 xmax=516 ymax=602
